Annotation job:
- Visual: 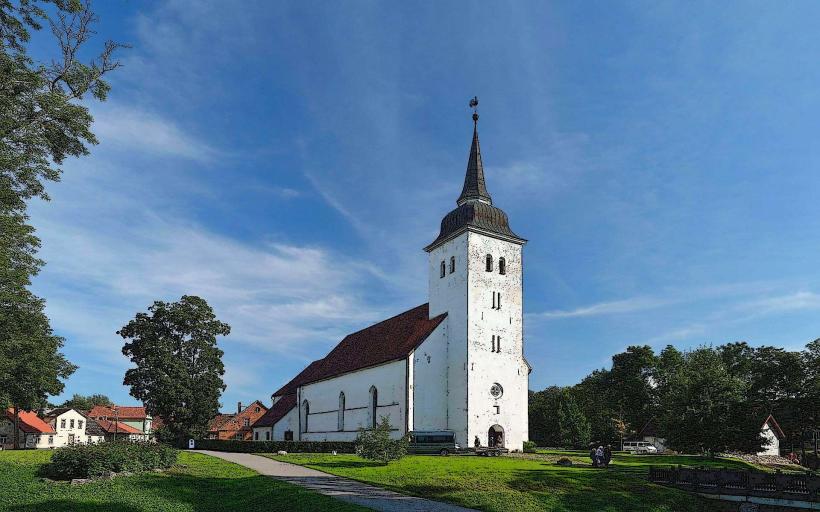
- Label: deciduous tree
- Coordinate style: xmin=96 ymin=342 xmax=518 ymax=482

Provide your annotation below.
xmin=119 ymin=296 xmax=230 ymax=444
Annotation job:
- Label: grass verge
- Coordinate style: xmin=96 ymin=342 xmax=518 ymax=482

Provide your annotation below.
xmin=266 ymin=451 xmax=723 ymax=512
xmin=0 ymin=449 xmax=366 ymax=512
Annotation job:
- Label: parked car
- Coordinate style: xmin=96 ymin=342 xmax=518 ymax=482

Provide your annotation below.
xmin=408 ymin=430 xmax=460 ymax=456
xmin=623 ymin=441 xmax=658 ymax=454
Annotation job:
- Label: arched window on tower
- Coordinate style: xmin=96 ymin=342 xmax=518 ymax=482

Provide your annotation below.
xmin=450 ymin=256 xmax=455 ymax=274
xmin=499 ymin=257 xmax=506 ymax=275
xmin=338 ymin=392 xmax=345 ymax=431
xmin=440 ymin=261 xmax=446 ymax=278
xmin=369 ymin=386 xmax=378 ymax=428
xmin=486 ymin=254 xmax=493 ymax=272
xmin=302 ymin=400 xmax=310 ymax=433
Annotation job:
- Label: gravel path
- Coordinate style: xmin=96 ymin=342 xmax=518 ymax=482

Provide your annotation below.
xmin=194 ymin=450 xmax=477 ymax=512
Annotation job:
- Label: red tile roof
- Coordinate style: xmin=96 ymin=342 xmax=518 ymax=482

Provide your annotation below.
xmin=4 ymin=409 xmax=56 ymax=434
xmin=763 ymin=414 xmax=785 ymax=439
xmin=252 ymin=393 xmax=297 ymax=428
xmin=88 ymin=405 xmax=149 ymax=420
xmin=273 ymin=303 xmax=446 ymax=396
xmin=93 ymin=419 xmax=144 ymax=434
xmin=208 ymin=414 xmax=236 ymax=431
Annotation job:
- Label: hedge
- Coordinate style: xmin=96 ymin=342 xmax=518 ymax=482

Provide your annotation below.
xmin=193 ymin=439 xmax=356 ymax=453
xmin=43 ymin=441 xmax=178 ymax=480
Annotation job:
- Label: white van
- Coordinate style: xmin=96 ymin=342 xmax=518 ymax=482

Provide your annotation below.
xmin=622 ymin=441 xmax=658 ymax=454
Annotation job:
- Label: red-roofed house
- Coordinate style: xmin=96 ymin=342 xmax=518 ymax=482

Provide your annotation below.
xmin=253 ymin=116 xmax=532 ymax=451
xmin=207 ymin=401 xmax=268 ymax=440
xmin=87 ymin=405 xmax=153 ymax=436
xmin=1 ymin=409 xmax=57 ymax=449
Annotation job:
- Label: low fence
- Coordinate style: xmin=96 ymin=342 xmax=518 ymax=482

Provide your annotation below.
xmin=649 ymin=466 xmax=820 ymax=502
xmin=192 ymin=439 xmax=356 ymax=453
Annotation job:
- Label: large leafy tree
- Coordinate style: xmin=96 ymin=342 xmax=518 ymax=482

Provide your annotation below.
xmin=557 ymin=388 xmax=591 ymax=449
xmin=528 ymin=386 xmax=563 ymax=446
xmin=59 ymin=393 xmax=113 ymax=411
xmin=657 ymin=347 xmax=763 ymax=455
xmin=0 ymin=0 xmax=123 ymax=448
xmin=119 ymin=296 xmax=231 ymax=444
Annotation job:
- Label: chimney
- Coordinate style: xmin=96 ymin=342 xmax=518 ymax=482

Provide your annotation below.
xmin=237 ymin=402 xmax=242 ymax=414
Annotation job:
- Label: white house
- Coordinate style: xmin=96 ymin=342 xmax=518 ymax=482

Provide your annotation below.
xmin=759 ymin=414 xmax=785 ymax=457
xmin=44 ymin=408 xmax=101 ymax=445
xmin=254 ymin=110 xmax=531 ymax=451
xmin=1 ymin=409 xmax=57 ymax=449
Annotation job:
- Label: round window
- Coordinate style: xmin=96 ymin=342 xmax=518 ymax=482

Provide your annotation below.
xmin=490 ymin=383 xmax=503 ymax=398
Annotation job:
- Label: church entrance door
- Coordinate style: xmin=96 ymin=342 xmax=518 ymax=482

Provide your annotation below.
xmin=488 ymin=424 xmax=504 ymax=448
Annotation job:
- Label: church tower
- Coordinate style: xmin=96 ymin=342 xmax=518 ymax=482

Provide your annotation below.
xmin=424 ymin=104 xmax=529 ymax=450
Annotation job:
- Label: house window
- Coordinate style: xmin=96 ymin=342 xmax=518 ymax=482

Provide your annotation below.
xmin=244 ymin=418 xmax=250 ymax=427
xmin=492 ymin=292 xmax=496 ymax=309
xmin=284 ymin=430 xmax=293 ymax=441
xmin=449 ymin=256 xmax=455 ymax=274
xmin=494 ymin=405 xmax=501 ymax=414
xmin=234 ymin=432 xmax=242 ymax=440
xmin=338 ymin=392 xmax=346 ymax=431
xmin=497 ymin=292 xmax=502 ymax=310
xmin=302 ymin=400 xmax=310 ymax=433
xmin=255 ymin=406 xmax=260 ymax=413
xmin=70 ymin=419 xmax=74 ymax=428
xmin=491 ymin=335 xmax=496 ymax=352
xmin=497 ymin=336 xmax=501 ymax=352
xmin=485 ymin=254 xmax=493 ymax=272
xmin=266 ymin=431 xmax=271 ymax=441
xmin=254 ymin=431 xmax=259 ymax=441
xmin=369 ymin=386 xmax=378 ymax=428
xmin=0 ymin=435 xmax=6 ymax=445
xmin=60 ymin=419 xmax=66 ymax=429
xmin=78 ymin=420 xmax=83 ymax=429
xmin=440 ymin=261 xmax=446 ymax=278
xmin=499 ymin=257 xmax=506 ymax=275
xmin=48 ymin=436 xmax=54 ymax=445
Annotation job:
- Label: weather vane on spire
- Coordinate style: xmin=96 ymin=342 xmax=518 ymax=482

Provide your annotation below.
xmin=469 ymin=96 xmax=479 ymax=124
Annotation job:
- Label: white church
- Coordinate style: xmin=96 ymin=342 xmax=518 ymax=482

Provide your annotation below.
xmin=253 ymin=109 xmax=531 ymax=451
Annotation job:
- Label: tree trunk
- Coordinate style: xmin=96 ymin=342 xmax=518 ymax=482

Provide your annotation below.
xmin=13 ymin=406 xmax=19 ymax=450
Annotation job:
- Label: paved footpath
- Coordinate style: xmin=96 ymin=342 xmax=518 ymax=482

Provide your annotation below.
xmin=194 ymin=450 xmax=476 ymax=512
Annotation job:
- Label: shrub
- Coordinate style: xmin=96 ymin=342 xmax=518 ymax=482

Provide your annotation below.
xmin=44 ymin=441 xmax=178 ymax=480
xmin=523 ymin=440 xmax=537 ymax=453
xmin=355 ymin=416 xmax=407 ymax=465
xmin=193 ymin=439 xmax=356 ymax=453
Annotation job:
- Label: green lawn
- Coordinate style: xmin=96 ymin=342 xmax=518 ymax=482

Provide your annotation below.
xmin=266 ymin=451 xmax=723 ymax=512
xmin=0 ymin=450 xmax=366 ymax=512
xmin=532 ymin=449 xmax=764 ymax=473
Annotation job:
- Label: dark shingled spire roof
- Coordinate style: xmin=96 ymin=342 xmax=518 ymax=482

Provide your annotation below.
xmin=457 ymin=119 xmax=493 ymax=206
xmin=425 ymin=111 xmax=525 ymax=251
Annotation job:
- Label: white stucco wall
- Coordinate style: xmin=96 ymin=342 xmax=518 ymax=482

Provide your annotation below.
xmin=411 ymin=322 xmax=449 ymax=431
xmin=759 ymin=423 xmax=780 ymax=456
xmin=272 ymin=406 xmax=299 ymax=441
xmin=428 ymin=233 xmax=470 ymax=445
xmin=0 ymin=420 xmax=55 ymax=448
xmin=51 ymin=409 xmax=88 ymax=445
xmin=466 ymin=231 xmax=528 ymax=451
xmin=426 ymin=230 xmax=528 ymax=451
xmin=298 ymin=359 xmax=407 ymax=441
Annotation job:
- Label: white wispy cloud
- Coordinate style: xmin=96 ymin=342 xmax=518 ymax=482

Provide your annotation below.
xmin=532 ymin=295 xmax=676 ymax=319
xmin=92 ymin=103 xmax=217 ymax=162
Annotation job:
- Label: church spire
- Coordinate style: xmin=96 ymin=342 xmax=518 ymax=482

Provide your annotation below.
xmin=457 ymin=97 xmax=493 ymax=206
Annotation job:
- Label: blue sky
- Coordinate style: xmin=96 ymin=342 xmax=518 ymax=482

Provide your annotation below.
xmin=25 ymin=1 xmax=820 ymax=410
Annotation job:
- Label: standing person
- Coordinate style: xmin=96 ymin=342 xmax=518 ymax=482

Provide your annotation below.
xmin=603 ymin=445 xmax=612 ymax=467
xmin=596 ymin=446 xmax=604 ymax=467
xmin=474 ymin=435 xmax=481 ymax=449
xmin=590 ymin=446 xmax=598 ymax=467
